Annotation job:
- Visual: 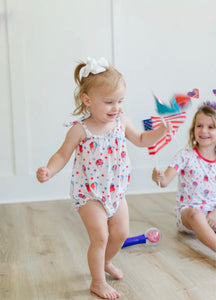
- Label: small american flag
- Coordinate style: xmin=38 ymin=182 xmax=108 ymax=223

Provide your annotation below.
xmin=143 ymin=112 xmax=186 ymax=155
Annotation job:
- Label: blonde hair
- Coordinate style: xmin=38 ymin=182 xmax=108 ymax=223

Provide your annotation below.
xmin=73 ymin=61 xmax=125 ymax=116
xmin=188 ymin=105 xmax=216 ymax=149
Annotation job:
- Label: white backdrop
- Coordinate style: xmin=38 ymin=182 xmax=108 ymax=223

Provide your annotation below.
xmin=112 ymin=0 xmax=216 ymax=194
xmin=1 ymin=0 xmax=216 ymax=203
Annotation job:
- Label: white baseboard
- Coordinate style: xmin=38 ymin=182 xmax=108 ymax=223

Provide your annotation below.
xmin=0 ymin=166 xmax=177 ymax=204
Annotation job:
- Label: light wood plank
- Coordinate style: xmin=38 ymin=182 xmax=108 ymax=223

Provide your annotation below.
xmin=0 ymin=193 xmax=215 ymax=300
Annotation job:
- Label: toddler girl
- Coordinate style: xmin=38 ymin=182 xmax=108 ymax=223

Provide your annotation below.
xmin=37 ymin=57 xmax=170 ymax=299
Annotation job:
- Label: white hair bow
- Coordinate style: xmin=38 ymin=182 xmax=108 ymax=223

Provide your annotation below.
xmin=79 ymin=57 xmax=109 ymax=80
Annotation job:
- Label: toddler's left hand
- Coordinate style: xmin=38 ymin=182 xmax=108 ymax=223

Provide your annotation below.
xmin=165 ymin=120 xmax=172 ymax=132
xmin=206 ymin=209 xmax=216 ymax=230
xmin=159 ymin=119 xmax=172 ymax=133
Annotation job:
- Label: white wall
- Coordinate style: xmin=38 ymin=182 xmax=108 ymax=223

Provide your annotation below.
xmin=1 ymin=0 xmax=216 ymax=203
xmin=113 ymin=0 xmax=216 ymax=194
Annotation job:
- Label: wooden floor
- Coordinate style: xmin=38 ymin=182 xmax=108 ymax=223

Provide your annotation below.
xmin=0 ymin=193 xmax=215 ymax=300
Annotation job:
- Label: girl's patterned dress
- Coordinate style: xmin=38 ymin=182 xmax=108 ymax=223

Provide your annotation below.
xmin=169 ymin=147 xmax=216 ymax=232
xmin=70 ymin=116 xmax=131 ymax=218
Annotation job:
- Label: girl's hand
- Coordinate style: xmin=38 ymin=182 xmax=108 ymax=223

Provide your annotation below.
xmin=165 ymin=120 xmax=172 ymax=132
xmin=159 ymin=119 xmax=172 ymax=133
xmin=206 ymin=210 xmax=216 ymax=230
xmin=36 ymin=167 xmax=51 ymax=183
xmin=152 ymin=167 xmax=164 ymax=186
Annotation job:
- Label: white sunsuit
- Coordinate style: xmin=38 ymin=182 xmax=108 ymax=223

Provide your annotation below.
xmin=169 ymin=147 xmax=216 ymax=233
xmin=69 ymin=116 xmax=131 ymax=218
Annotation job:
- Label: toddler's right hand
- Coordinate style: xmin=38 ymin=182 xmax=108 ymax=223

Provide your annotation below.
xmin=36 ymin=167 xmax=51 ymax=183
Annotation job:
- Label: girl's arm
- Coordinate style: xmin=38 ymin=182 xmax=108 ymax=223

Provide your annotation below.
xmin=123 ymin=115 xmax=171 ymax=147
xmin=152 ymin=166 xmax=177 ymax=188
xmin=36 ymin=123 xmax=85 ymax=182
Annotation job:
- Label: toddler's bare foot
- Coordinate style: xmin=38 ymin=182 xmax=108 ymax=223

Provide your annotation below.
xmin=90 ymin=282 xmax=120 ymax=299
xmin=105 ymin=262 xmax=123 ymax=279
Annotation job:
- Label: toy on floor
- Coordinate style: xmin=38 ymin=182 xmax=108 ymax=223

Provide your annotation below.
xmin=122 ymin=228 xmax=161 ymax=248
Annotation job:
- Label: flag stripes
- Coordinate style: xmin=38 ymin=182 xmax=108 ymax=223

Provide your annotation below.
xmin=143 ymin=112 xmax=186 ymax=155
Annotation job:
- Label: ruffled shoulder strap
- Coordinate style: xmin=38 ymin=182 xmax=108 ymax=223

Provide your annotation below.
xmin=115 ymin=115 xmax=124 ymax=132
xmin=64 ymin=116 xmax=92 ymax=137
xmin=64 ymin=119 xmax=85 ymax=127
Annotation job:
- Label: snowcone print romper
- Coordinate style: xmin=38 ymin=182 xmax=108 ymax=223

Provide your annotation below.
xmin=70 ymin=116 xmax=131 ymax=218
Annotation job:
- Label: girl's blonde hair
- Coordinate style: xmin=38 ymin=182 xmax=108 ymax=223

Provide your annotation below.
xmin=73 ymin=61 xmax=125 ymax=116
xmin=188 ymin=104 xmax=216 ymax=149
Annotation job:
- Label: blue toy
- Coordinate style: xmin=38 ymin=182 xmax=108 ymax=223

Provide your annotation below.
xmin=122 ymin=228 xmax=161 ymax=248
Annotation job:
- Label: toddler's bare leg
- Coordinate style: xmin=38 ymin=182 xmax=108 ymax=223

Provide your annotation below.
xmin=181 ymin=207 xmax=216 ymax=251
xmin=105 ymin=197 xmax=129 ymax=279
xmin=79 ymin=200 xmax=120 ymax=299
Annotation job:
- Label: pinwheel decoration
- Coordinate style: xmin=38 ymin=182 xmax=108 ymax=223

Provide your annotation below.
xmin=143 ymin=92 xmax=191 ymax=155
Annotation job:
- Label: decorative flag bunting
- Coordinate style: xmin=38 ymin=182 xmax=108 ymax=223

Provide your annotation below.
xmin=143 ymin=112 xmax=186 ymax=155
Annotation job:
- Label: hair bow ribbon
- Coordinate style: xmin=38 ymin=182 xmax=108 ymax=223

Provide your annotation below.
xmin=79 ymin=57 xmax=109 ymax=79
